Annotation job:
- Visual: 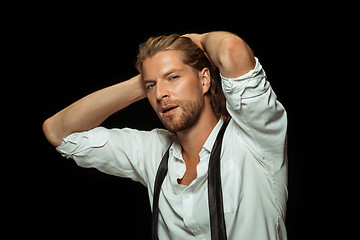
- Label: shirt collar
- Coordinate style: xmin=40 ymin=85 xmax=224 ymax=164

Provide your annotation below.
xmin=170 ymin=137 xmax=183 ymax=160
xmin=170 ymin=118 xmax=224 ymax=159
xmin=202 ymin=118 xmax=224 ymax=153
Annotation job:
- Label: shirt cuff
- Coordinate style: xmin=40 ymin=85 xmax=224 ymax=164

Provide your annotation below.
xmin=56 ymin=127 xmax=109 ymax=159
xmin=220 ymin=57 xmax=261 ymax=84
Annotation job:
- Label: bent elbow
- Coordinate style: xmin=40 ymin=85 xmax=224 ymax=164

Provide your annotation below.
xmin=42 ymin=117 xmax=63 ymax=147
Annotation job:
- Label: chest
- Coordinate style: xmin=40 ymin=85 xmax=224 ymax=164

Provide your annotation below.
xmin=149 ymin=125 xmax=286 ymax=239
xmin=157 ymin=153 xmax=245 ymax=239
xmin=177 ymin=154 xmax=200 ymax=186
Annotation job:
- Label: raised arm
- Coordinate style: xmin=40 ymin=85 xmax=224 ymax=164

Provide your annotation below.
xmin=42 ymin=75 xmax=146 ymax=147
xmin=184 ymin=31 xmax=255 ymax=78
xmin=186 ymin=32 xmax=287 ymax=172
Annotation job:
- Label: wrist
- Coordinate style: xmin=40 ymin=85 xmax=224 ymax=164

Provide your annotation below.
xmin=130 ymin=74 xmax=147 ymax=100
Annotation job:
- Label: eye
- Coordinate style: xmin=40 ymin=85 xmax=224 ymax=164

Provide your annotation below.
xmin=169 ymin=75 xmax=179 ymax=80
xmin=146 ymin=82 xmax=156 ymax=90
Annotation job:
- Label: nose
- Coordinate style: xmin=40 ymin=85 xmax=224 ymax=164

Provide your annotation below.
xmin=155 ymin=80 xmax=170 ymax=102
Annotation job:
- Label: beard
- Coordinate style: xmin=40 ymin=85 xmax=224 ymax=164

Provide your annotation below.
xmin=157 ymin=98 xmax=203 ymax=133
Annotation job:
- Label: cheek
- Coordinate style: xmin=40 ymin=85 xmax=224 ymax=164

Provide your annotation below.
xmin=147 ymin=93 xmax=157 ymax=110
xmin=174 ymin=76 xmax=202 ymax=98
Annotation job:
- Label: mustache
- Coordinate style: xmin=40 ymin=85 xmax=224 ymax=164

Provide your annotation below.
xmin=157 ymin=99 xmax=181 ymax=107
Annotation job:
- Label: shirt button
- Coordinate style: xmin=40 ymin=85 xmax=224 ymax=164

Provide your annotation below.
xmin=183 ymin=193 xmax=190 ymax=199
xmin=191 ymin=227 xmax=199 ymax=234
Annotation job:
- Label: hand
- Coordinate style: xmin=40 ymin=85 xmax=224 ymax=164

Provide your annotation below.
xmin=182 ymin=33 xmax=205 ymax=51
xmin=183 ymin=33 xmax=214 ymax=67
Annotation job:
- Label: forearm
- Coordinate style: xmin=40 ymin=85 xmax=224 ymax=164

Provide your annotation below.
xmin=43 ymin=75 xmax=146 ymax=147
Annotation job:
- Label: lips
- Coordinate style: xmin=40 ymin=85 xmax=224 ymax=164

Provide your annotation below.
xmin=160 ymin=105 xmax=178 ymax=117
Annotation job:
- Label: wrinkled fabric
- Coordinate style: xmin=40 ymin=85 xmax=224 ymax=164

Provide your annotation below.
xmin=56 ymin=57 xmax=288 ymax=239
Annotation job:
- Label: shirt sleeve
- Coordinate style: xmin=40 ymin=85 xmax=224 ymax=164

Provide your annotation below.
xmin=56 ymin=126 xmax=173 ymax=186
xmin=221 ymin=57 xmax=287 ymax=173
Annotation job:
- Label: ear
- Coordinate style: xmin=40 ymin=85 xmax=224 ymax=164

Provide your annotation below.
xmin=199 ymin=68 xmax=211 ymax=94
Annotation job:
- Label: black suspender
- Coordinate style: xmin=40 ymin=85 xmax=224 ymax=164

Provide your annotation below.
xmin=151 ymin=120 xmax=230 ymax=240
xmin=208 ymin=120 xmax=229 ymax=240
xmin=151 ymin=145 xmax=170 ymax=240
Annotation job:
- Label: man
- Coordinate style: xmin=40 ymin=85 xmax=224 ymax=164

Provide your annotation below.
xmin=43 ymin=31 xmax=288 ymax=239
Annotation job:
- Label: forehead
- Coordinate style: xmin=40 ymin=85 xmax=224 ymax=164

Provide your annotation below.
xmin=142 ymin=50 xmax=190 ymax=78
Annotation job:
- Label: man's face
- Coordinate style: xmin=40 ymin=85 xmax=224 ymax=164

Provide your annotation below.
xmin=142 ymin=50 xmax=205 ymax=133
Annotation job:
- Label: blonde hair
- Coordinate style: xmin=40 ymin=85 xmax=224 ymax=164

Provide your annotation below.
xmin=136 ymin=34 xmax=230 ymax=121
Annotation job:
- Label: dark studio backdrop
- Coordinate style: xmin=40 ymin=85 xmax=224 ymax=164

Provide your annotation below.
xmin=12 ymin=5 xmax=322 ymax=239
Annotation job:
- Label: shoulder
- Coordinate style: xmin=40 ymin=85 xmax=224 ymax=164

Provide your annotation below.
xmin=149 ymin=128 xmax=175 ymax=147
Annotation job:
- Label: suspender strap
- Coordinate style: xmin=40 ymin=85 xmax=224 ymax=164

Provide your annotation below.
xmin=151 ymin=145 xmax=170 ymax=240
xmin=151 ymin=120 xmax=230 ymax=240
xmin=208 ymin=120 xmax=229 ymax=240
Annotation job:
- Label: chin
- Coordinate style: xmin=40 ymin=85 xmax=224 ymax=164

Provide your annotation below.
xmin=162 ymin=114 xmax=200 ymax=133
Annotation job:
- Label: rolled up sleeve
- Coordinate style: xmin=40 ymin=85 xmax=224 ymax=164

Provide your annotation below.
xmin=221 ymin=57 xmax=287 ymax=173
xmin=56 ymin=127 xmax=150 ymax=186
xmin=56 ymin=127 xmax=109 ymax=159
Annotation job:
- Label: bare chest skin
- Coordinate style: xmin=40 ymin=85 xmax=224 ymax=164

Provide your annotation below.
xmin=177 ymin=153 xmax=200 ymax=186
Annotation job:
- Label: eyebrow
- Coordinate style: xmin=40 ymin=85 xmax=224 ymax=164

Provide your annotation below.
xmin=143 ymin=68 xmax=183 ymax=83
xmin=143 ymin=79 xmax=155 ymax=84
xmin=162 ymin=68 xmax=182 ymax=77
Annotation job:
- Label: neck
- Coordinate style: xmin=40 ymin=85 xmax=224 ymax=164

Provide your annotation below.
xmin=177 ymin=102 xmax=218 ymax=160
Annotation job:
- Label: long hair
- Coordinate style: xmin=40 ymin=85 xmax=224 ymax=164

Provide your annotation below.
xmin=136 ymin=34 xmax=230 ymax=121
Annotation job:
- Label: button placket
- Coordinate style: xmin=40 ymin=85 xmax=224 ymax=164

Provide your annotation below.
xmin=182 ymin=190 xmax=205 ymax=238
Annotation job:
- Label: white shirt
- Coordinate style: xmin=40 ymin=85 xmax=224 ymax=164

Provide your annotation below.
xmin=57 ymin=57 xmax=288 ymax=240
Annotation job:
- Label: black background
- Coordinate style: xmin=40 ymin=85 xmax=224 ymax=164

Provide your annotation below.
xmin=9 ymin=4 xmax=324 ymax=239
